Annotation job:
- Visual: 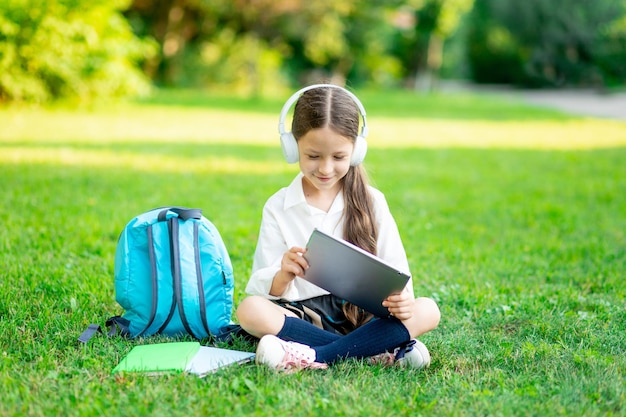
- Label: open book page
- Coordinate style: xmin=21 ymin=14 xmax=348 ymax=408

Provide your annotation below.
xmin=186 ymin=346 xmax=255 ymax=377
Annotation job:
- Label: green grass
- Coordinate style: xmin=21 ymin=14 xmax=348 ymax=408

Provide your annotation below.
xmin=136 ymin=87 xmax=573 ymax=120
xmin=0 ymin=89 xmax=625 ymax=416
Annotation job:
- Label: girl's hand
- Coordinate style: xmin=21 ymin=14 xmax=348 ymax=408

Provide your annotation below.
xmin=382 ymin=289 xmax=414 ymax=321
xmin=270 ymin=247 xmax=308 ymax=297
xmin=280 ymin=246 xmax=309 ymax=279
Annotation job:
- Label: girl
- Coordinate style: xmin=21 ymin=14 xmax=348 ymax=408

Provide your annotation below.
xmin=236 ymin=84 xmax=440 ymax=372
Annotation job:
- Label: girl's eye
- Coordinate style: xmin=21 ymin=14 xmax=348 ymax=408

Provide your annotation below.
xmin=307 ymin=155 xmax=319 ymax=160
xmin=334 ymin=155 xmax=347 ymax=160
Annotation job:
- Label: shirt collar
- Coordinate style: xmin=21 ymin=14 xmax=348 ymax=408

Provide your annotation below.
xmin=284 ymin=173 xmax=345 ymax=214
xmin=284 ymin=173 xmax=306 ymax=210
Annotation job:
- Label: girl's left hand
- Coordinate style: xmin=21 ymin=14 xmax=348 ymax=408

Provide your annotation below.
xmin=382 ymin=290 xmax=414 ymax=321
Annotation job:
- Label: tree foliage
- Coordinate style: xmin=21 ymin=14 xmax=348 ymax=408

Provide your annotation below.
xmin=467 ymin=0 xmax=626 ymax=87
xmin=1 ymin=0 xmax=626 ymax=103
xmin=392 ymin=0 xmax=475 ymax=90
xmin=0 ymin=0 xmax=156 ymax=103
xmin=124 ymin=0 xmax=403 ymax=93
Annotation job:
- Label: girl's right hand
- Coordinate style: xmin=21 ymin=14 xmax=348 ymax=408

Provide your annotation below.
xmin=270 ymin=247 xmax=308 ymax=297
xmin=280 ymin=246 xmax=309 ymax=279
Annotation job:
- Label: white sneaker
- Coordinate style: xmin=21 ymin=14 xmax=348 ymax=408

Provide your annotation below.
xmin=255 ymin=335 xmax=328 ymax=373
xmin=369 ymin=339 xmax=431 ymax=369
xmin=397 ymin=339 xmax=431 ymax=369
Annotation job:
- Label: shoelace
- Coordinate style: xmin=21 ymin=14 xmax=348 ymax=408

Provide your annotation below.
xmin=279 ymin=344 xmax=328 ymax=373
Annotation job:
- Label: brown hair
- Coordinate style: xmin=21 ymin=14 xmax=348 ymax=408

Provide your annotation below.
xmin=292 ymin=86 xmax=377 ymax=328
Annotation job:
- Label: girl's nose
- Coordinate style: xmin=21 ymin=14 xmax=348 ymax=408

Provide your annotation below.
xmin=319 ymin=158 xmax=333 ymax=173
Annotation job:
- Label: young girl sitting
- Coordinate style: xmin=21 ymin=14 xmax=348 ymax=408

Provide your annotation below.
xmin=236 ymin=84 xmax=441 ymax=372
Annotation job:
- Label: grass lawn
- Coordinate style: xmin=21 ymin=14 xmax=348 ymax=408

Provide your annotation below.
xmin=0 ymin=88 xmax=625 ymax=416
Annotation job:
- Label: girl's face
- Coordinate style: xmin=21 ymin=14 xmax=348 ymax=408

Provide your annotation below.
xmin=297 ymin=126 xmax=354 ymax=194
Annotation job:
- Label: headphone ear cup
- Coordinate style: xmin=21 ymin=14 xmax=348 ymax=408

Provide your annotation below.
xmin=350 ymin=135 xmax=367 ymax=166
xmin=280 ymin=132 xmax=299 ymax=164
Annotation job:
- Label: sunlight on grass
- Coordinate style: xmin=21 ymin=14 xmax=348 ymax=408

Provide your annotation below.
xmin=0 ymin=147 xmax=296 ymax=174
xmin=1 ymin=105 xmax=625 ymax=150
xmin=0 ymin=107 xmax=277 ymax=144
xmin=373 ymin=118 xmax=626 ymax=149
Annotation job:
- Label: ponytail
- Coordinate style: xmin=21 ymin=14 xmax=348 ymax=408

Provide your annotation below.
xmin=341 ymin=165 xmax=377 ymax=328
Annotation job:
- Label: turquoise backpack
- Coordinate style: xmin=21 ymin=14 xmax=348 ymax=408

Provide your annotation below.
xmin=79 ymin=207 xmax=236 ymax=342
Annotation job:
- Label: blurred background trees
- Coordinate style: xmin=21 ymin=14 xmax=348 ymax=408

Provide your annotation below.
xmin=467 ymin=0 xmax=626 ymax=88
xmin=0 ymin=0 xmax=156 ymax=103
xmin=1 ymin=0 xmax=625 ymax=103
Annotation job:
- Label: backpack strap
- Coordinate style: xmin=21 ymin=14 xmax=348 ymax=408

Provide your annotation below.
xmin=134 ymin=224 xmax=162 ymax=337
xmin=77 ymin=316 xmax=131 ymax=344
xmin=157 ymin=207 xmax=203 ymax=222
xmin=192 ymin=221 xmax=213 ymax=338
xmin=77 ymin=324 xmax=103 ymax=343
xmin=105 ymin=316 xmax=132 ymax=338
xmin=168 ymin=217 xmax=202 ymax=339
xmin=214 ymin=324 xmax=258 ymax=345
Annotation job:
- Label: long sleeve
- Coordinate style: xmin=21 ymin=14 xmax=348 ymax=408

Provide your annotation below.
xmin=244 ymin=174 xmax=413 ymax=301
xmin=245 ymin=199 xmax=289 ymax=299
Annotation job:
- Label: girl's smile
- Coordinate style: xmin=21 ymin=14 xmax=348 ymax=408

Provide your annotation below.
xmin=297 ymin=126 xmax=354 ymax=199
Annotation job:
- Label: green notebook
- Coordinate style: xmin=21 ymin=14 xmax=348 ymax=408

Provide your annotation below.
xmin=113 ymin=342 xmax=255 ymax=377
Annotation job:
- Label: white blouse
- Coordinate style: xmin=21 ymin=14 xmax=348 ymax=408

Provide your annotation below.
xmin=245 ymin=173 xmax=413 ymax=301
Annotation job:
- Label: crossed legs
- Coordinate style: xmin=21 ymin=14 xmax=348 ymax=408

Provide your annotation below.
xmin=236 ymin=294 xmax=440 ymax=340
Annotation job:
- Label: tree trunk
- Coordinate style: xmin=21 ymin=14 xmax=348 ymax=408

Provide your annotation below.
xmin=161 ymin=0 xmax=187 ymax=85
xmin=415 ymin=33 xmax=443 ymax=92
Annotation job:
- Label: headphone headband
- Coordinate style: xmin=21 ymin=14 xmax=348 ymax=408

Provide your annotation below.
xmin=278 ymin=84 xmax=369 ymax=140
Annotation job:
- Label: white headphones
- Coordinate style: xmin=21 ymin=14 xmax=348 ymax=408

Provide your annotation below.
xmin=278 ymin=84 xmax=369 ymax=166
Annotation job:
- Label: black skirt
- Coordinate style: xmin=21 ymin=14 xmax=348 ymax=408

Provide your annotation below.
xmin=274 ymin=294 xmax=358 ymax=336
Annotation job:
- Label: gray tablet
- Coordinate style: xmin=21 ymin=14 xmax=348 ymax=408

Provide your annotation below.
xmin=302 ymin=229 xmax=411 ymax=318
